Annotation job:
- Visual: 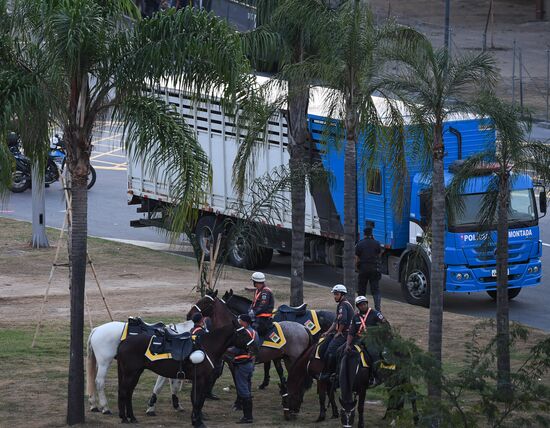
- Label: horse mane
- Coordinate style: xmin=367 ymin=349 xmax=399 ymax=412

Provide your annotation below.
xmin=229 ymin=292 xmax=252 ymax=306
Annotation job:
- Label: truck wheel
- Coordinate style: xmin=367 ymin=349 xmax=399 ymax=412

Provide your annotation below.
xmin=195 ymin=215 xmax=223 ymax=261
xmin=225 ymin=228 xmax=273 ymax=269
xmin=401 ymin=258 xmax=430 ymax=307
xmin=486 ymin=288 xmax=521 ymax=301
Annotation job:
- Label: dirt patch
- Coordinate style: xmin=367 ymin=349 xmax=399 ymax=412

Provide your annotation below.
xmin=0 ymin=218 xmax=548 ymax=427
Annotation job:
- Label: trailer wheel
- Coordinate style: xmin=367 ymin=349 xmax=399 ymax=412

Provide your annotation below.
xmin=401 ymin=258 xmax=430 ymax=307
xmin=486 ymin=288 xmax=521 ymax=301
xmin=195 ymin=215 xmax=223 ymax=261
xmin=226 ymin=228 xmax=273 ymax=269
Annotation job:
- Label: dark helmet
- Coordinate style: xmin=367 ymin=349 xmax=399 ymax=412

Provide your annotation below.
xmin=238 ymin=314 xmax=253 ymax=325
xmin=192 ymin=312 xmax=203 ymax=323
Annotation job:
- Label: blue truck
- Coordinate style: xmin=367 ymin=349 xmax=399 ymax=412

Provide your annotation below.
xmin=129 ymin=79 xmax=546 ymax=306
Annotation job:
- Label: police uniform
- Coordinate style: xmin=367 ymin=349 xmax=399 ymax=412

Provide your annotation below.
xmin=348 ymin=308 xmax=386 ymax=343
xmin=355 ymin=232 xmax=382 ymax=311
xmin=229 ymin=323 xmax=258 ymax=423
xmin=250 ymin=285 xmax=274 ymax=337
xmin=324 ymin=297 xmax=354 ymax=373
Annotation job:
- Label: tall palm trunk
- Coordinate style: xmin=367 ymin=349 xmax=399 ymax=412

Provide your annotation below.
xmin=428 ymin=121 xmax=445 ymax=406
xmin=66 ymin=172 xmax=88 ymax=425
xmin=343 ymin=91 xmax=357 ymax=298
xmin=67 ymin=74 xmax=89 ymax=425
xmin=31 ymin=160 xmax=49 ymax=248
xmin=287 ymin=77 xmax=309 ymax=306
xmin=496 ymin=173 xmax=511 ymax=399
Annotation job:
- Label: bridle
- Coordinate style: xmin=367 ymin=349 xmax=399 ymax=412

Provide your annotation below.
xmin=193 ymin=294 xmax=216 ymax=315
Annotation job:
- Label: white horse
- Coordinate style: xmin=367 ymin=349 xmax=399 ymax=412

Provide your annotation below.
xmin=86 ymin=320 xmax=192 ymax=415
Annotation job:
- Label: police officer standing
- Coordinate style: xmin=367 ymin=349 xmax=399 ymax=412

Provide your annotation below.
xmin=249 ymin=272 xmax=275 ymax=338
xmin=320 ymin=284 xmax=354 ymax=380
xmin=345 ymin=296 xmax=389 ymax=385
xmin=229 ymin=314 xmax=258 ymax=424
xmin=355 ymin=224 xmax=383 ymax=311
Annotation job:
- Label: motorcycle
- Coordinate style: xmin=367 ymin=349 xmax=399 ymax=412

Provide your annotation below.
xmin=7 ymin=133 xmax=97 ymax=193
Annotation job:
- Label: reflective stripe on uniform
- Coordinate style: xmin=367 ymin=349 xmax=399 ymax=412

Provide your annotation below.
xmin=357 ymin=308 xmax=372 ymax=336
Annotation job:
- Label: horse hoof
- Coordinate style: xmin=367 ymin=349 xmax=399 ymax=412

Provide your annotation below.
xmin=130 ymin=417 xmax=138 ymax=423
xmin=258 ymin=383 xmax=268 ymax=390
xmin=176 ymin=405 xmax=185 ymax=412
xmin=121 ymin=418 xmax=129 ymax=424
xmin=146 ymin=411 xmax=156 ymax=417
xmin=315 ymin=415 xmax=325 ymax=422
xmin=90 ymin=407 xmax=100 ymax=413
xmin=102 ymin=409 xmax=112 ymax=415
xmin=331 ymin=413 xmax=339 ymax=419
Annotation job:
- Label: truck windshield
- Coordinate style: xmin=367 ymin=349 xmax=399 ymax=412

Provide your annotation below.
xmin=449 ymin=189 xmax=537 ymax=231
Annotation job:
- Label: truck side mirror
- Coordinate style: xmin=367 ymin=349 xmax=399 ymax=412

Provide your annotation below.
xmin=540 ymin=191 xmax=547 ymax=214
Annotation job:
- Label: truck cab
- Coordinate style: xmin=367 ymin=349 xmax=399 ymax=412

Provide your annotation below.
xmin=404 ymin=170 xmax=545 ymax=306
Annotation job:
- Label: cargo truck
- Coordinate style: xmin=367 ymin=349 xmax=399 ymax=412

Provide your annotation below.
xmin=128 ymin=76 xmax=546 ymax=306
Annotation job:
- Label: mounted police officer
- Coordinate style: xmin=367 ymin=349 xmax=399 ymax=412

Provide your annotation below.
xmin=345 ymin=295 xmax=389 ymax=386
xmin=355 ymin=223 xmax=383 ymax=311
xmin=248 ymin=272 xmax=274 ymax=338
xmin=229 ymin=314 xmax=259 ymax=424
xmin=319 ymin=284 xmax=354 ymax=380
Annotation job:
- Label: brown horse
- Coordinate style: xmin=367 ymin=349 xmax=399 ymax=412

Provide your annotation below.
xmin=282 ymin=342 xmax=339 ymax=422
xmin=116 ymin=322 xmax=255 ymax=427
xmin=186 ymin=290 xmax=312 ymax=370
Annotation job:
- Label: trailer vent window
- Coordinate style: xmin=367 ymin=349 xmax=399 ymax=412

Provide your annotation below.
xmin=367 ymin=169 xmax=382 ymax=194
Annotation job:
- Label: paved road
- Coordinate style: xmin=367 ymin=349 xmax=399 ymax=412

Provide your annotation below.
xmin=1 ymin=125 xmax=549 ymax=331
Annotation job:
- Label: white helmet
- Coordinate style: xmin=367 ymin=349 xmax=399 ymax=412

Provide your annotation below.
xmin=331 ymin=284 xmax=347 ymax=294
xmin=355 ymin=296 xmax=368 ymax=306
xmin=251 ymin=272 xmax=266 ymax=283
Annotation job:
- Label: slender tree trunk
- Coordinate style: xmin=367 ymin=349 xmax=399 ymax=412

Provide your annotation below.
xmin=287 ymin=76 xmax=309 ymax=307
xmin=428 ymin=122 xmax=445 ymax=412
xmin=343 ymin=93 xmax=358 ymax=299
xmin=496 ymin=173 xmax=511 ymax=400
xmin=31 ymin=160 xmax=49 ymax=248
xmin=66 ymin=171 xmax=87 ymax=425
xmin=67 ymin=73 xmax=89 ymax=425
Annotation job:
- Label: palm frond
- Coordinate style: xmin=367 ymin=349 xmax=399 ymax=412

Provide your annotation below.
xmin=113 ymin=94 xmax=211 ymax=241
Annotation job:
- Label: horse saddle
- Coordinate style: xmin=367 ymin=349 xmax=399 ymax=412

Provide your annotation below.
xmin=274 ymin=308 xmax=321 ymax=335
xmin=146 ymin=328 xmax=193 ymax=362
xmin=123 ymin=317 xmax=166 ymax=340
xmin=277 ymin=303 xmax=307 ymax=316
xmin=260 ymin=322 xmax=287 ymax=349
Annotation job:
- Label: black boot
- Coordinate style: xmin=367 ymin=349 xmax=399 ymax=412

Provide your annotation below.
xmin=237 ymin=398 xmax=253 ymax=423
xmin=232 ymin=395 xmax=242 ymax=411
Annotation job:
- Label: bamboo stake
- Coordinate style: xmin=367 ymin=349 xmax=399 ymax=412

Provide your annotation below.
xmin=87 ymin=254 xmax=113 ymax=321
xmin=210 ymin=234 xmax=222 ymax=289
xmin=196 ymin=251 xmax=206 ymax=294
xmin=31 ymin=210 xmax=69 ymax=348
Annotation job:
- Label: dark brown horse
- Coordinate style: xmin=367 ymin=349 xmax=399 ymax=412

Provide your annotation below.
xmin=282 ymin=342 xmax=339 ymax=422
xmin=221 ymin=289 xmax=335 ymax=389
xmin=338 ymin=348 xmax=419 ymax=428
xmin=116 ymin=322 xmax=255 ymax=427
xmin=186 ymin=290 xmax=312 ymax=369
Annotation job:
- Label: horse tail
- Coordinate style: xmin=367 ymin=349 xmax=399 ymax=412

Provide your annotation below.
xmin=86 ymin=328 xmax=98 ymax=399
xmin=294 ymin=342 xmax=316 ymax=392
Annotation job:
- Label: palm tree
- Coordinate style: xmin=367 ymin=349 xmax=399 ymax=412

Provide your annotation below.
xmin=295 ymin=0 xmax=420 ymax=299
xmin=0 ymin=10 xmax=51 ymax=247
xmin=449 ymin=96 xmax=550 ymax=399
xmin=234 ymin=0 xmax=336 ymax=306
xmin=386 ymin=45 xmax=498 ymax=406
xmin=1 ymin=1 xmax=255 ymax=424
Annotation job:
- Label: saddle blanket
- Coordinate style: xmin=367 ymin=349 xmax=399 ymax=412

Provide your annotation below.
xmin=260 ymin=322 xmax=287 ymax=349
xmin=273 ymin=309 xmax=321 ymax=336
